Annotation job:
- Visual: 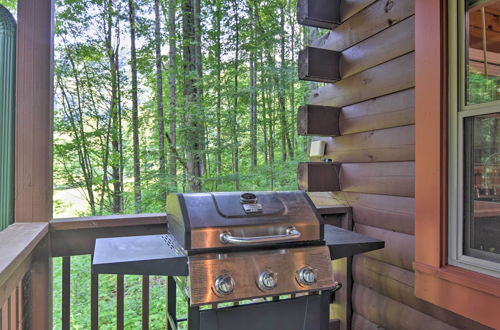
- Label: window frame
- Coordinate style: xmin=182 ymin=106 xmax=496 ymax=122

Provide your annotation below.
xmin=414 ymin=0 xmax=500 ymax=327
xmin=448 ymin=0 xmax=500 ymax=278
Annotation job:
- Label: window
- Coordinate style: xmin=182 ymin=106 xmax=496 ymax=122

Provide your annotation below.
xmin=449 ymin=0 xmax=500 ymax=277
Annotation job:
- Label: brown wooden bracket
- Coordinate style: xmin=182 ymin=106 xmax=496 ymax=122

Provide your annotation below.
xmin=297 ymin=0 xmax=340 ymax=29
xmin=298 ymin=104 xmax=341 ymax=136
xmin=299 ymin=47 xmax=341 ymax=83
xmin=298 ymin=162 xmax=341 ymax=192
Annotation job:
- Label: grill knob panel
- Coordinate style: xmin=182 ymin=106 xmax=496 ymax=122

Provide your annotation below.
xmin=214 ymin=274 xmax=235 ymax=296
xmin=257 ymin=270 xmax=277 ymax=291
xmin=296 ymin=266 xmax=318 ymax=286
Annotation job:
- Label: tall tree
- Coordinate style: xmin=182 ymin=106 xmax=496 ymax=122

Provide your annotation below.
xmin=154 ymin=0 xmax=167 ymax=200
xmin=168 ymin=0 xmax=177 ymax=191
xmin=213 ymin=0 xmax=223 ymax=186
xmin=183 ymin=0 xmax=203 ymax=191
xmin=249 ymin=0 xmax=258 ymax=168
xmin=104 ymin=0 xmax=123 ymax=213
xmin=231 ymin=0 xmax=240 ymax=190
xmin=128 ymin=0 xmax=141 ymax=212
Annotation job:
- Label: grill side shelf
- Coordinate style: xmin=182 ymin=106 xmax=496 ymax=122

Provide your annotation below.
xmin=92 ymin=234 xmax=188 ymax=276
xmin=324 ymin=224 xmax=385 ymax=260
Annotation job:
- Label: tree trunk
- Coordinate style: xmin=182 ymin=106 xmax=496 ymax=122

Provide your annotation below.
xmin=154 ymin=0 xmax=167 ymax=201
xmin=168 ymin=0 xmax=177 ymax=191
xmin=128 ymin=0 xmax=142 ymax=212
xmin=105 ymin=0 xmax=122 ymax=214
xmin=249 ymin=0 xmax=258 ymax=168
xmin=193 ymin=0 xmax=206 ymax=176
xmin=231 ymin=0 xmax=240 ymax=190
xmin=215 ymin=0 xmax=222 ymax=185
xmin=183 ymin=0 xmax=202 ymax=192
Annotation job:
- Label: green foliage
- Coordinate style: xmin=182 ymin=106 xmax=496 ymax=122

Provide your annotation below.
xmin=0 ymin=0 xmax=16 ymax=11
xmin=50 ymin=0 xmax=314 ymax=327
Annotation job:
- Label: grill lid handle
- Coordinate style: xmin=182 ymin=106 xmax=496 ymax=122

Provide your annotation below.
xmin=219 ymin=227 xmax=301 ymax=245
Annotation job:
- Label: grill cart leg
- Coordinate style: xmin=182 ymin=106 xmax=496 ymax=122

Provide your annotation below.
xmin=188 ymin=300 xmax=200 ymax=330
xmin=167 ymin=277 xmax=177 ymax=330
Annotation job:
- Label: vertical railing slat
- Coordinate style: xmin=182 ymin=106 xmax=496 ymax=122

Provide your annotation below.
xmin=142 ymin=276 xmax=149 ymax=330
xmin=1 ymin=300 xmax=7 ymax=330
xmin=91 ymin=271 xmax=98 ymax=330
xmin=8 ymin=295 xmax=12 ymax=330
xmin=15 ymin=286 xmax=20 ymax=330
xmin=116 ymin=275 xmax=124 ymax=330
xmin=62 ymin=257 xmax=71 ymax=330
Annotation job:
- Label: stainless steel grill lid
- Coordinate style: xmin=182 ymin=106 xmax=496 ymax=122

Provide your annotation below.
xmin=166 ymin=191 xmax=324 ymax=251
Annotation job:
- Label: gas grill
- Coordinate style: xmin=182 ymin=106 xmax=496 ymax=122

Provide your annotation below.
xmin=93 ymin=191 xmax=384 ymax=330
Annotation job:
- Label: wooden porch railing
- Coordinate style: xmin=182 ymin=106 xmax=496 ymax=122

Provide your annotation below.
xmin=0 ymin=207 xmax=352 ymax=330
xmin=0 ymin=213 xmax=174 ymax=330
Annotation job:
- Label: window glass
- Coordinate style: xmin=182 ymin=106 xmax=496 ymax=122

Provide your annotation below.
xmin=467 ymin=1 xmax=500 ymax=104
xmin=464 ymin=113 xmax=500 ymax=263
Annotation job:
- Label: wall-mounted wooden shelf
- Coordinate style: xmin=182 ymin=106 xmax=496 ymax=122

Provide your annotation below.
xmin=299 ymin=47 xmax=341 ymax=83
xmin=297 ymin=0 xmax=340 ymax=30
xmin=298 ymin=104 xmax=341 ymax=136
xmin=298 ymin=162 xmax=341 ymax=192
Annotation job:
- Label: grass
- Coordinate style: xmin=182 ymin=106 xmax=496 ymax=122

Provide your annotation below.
xmin=52 ymin=255 xmax=189 ymax=329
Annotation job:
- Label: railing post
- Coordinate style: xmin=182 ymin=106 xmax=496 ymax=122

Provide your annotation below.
xmin=27 ymin=236 xmax=52 ymax=330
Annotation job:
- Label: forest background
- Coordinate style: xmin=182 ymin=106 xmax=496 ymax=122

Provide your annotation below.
xmin=0 ymin=0 xmax=320 ymax=328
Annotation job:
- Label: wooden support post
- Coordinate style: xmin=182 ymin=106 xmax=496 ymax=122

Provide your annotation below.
xmin=299 ymin=47 xmax=341 ymax=83
xmin=15 ymin=0 xmax=54 ymax=223
xmin=298 ymin=105 xmax=341 ymax=136
xmin=298 ymin=162 xmax=341 ymax=192
xmin=297 ymin=0 xmax=340 ymax=29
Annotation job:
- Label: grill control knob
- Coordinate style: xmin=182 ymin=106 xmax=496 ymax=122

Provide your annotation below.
xmin=296 ymin=267 xmax=318 ymax=286
xmin=257 ymin=270 xmax=277 ymax=291
xmin=214 ymin=274 xmax=235 ymax=296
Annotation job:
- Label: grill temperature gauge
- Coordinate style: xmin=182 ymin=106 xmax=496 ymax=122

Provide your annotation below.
xmin=214 ymin=274 xmax=235 ymax=296
xmin=257 ymin=270 xmax=277 ymax=291
xmin=296 ymin=266 xmax=318 ymax=286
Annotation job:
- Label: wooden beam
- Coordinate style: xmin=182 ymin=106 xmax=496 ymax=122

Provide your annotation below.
xmin=340 ymin=162 xmax=415 ymax=197
xmin=311 ymin=0 xmax=414 ymax=52
xmin=339 ymin=16 xmax=415 ymax=79
xmin=321 ymin=125 xmax=415 ymax=163
xmin=309 ymin=53 xmax=415 ymax=108
xmin=298 ymin=162 xmax=341 ymax=192
xmin=49 ymin=213 xmax=167 ymax=231
xmin=332 ymin=191 xmax=414 ymax=235
xmin=298 ymin=105 xmax=341 ymax=136
xmin=298 ymin=47 xmax=341 ymax=83
xmin=50 ymin=224 xmax=167 ymax=257
xmin=356 ymin=224 xmax=414 ymax=271
xmin=15 ymin=0 xmax=54 ymax=223
xmin=340 ymin=89 xmax=415 ymax=135
xmin=297 ymin=0 xmax=340 ymax=29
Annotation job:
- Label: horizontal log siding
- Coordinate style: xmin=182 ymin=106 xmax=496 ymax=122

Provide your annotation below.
xmin=310 ymin=53 xmax=415 ymax=108
xmin=322 ymin=125 xmax=415 ymax=163
xmin=311 ymin=0 xmax=414 ymax=51
xmin=353 ymin=255 xmax=492 ymax=330
xmin=340 ymin=88 xmax=415 ymax=135
xmin=352 ymin=285 xmax=459 ymax=330
xmin=332 ymin=192 xmax=414 ymax=235
xmin=305 ymin=1 xmax=488 ymax=327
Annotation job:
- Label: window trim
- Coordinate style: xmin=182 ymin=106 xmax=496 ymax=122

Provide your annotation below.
xmin=414 ymin=0 xmax=500 ymax=327
xmin=448 ymin=0 xmax=500 ymax=277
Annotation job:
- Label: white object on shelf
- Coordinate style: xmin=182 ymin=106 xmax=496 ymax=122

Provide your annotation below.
xmin=309 ymin=140 xmax=326 ymax=158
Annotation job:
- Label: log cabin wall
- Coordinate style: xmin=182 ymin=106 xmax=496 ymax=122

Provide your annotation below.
xmin=297 ymin=0 xmax=491 ymax=329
